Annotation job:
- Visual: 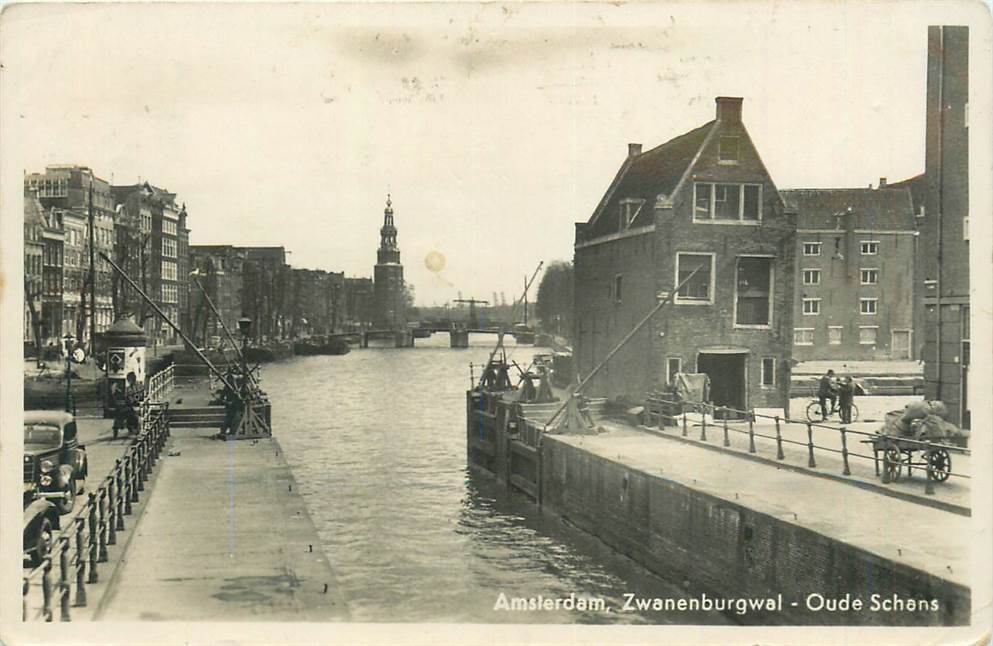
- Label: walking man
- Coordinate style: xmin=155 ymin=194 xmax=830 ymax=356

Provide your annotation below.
xmin=818 ymin=369 xmax=838 ymax=420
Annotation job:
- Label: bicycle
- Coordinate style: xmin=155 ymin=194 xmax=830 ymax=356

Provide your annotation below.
xmin=805 ymin=398 xmax=859 ymax=423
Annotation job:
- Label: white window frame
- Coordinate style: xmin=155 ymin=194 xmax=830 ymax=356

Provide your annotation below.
xmin=162 ymin=238 xmax=177 ymax=259
xmin=692 ymin=182 xmax=763 ymax=223
xmin=666 ymin=357 xmax=682 ymax=385
xmin=828 ymin=326 xmax=844 ymax=345
xmin=860 ymin=298 xmax=878 ymax=315
xmin=733 ymin=254 xmax=774 ymax=329
xmin=860 ymin=268 xmax=879 ymax=285
xmin=161 ymin=260 xmax=177 ymax=282
xmin=859 ymin=325 xmax=878 ymax=345
xmin=802 ymin=242 xmax=821 ymax=256
xmin=674 ymin=252 xmax=716 ymax=305
xmin=802 ymin=298 xmax=821 ymax=316
xmin=860 ymin=240 xmax=880 ymax=255
xmin=802 ymin=268 xmax=821 ymax=285
xmin=760 ymin=357 xmax=776 ymax=388
xmin=794 ymin=328 xmax=814 ymax=346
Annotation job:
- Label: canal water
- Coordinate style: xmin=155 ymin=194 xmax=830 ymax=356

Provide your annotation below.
xmin=263 ymin=334 xmax=729 ymax=624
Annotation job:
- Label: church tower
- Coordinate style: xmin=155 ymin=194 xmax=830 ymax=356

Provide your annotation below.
xmin=373 ymin=195 xmax=406 ymax=329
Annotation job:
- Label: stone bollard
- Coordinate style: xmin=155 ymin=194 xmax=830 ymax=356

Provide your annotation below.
xmin=682 ymin=411 xmax=688 ymax=437
xmin=748 ymin=412 xmax=756 ymax=453
xmin=806 ymin=422 xmax=817 ymax=468
xmin=722 ymin=409 xmax=730 ymax=447
xmin=59 ymin=536 xmax=71 ymax=621
xmin=73 ymin=518 xmax=86 ymax=607
xmin=774 ymin=416 xmax=784 ymax=460
xmin=41 ymin=556 xmax=53 ymax=622
xmin=700 ymin=408 xmax=708 ymax=442
xmin=840 ymin=427 xmax=851 ymax=476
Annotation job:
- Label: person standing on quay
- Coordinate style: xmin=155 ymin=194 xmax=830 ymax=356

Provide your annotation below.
xmin=818 ymin=369 xmax=837 ymax=420
xmin=838 ymin=376 xmax=855 ymax=424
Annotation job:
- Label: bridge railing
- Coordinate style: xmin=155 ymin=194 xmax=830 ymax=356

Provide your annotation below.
xmin=642 ymin=394 xmax=970 ymax=498
xmin=22 ymin=405 xmax=171 ymax=622
xmin=146 ymin=364 xmax=174 ymax=403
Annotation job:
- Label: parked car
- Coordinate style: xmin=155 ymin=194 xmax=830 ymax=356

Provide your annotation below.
xmin=23 ymin=498 xmax=60 ymax=567
xmin=24 ymin=411 xmax=88 ymax=515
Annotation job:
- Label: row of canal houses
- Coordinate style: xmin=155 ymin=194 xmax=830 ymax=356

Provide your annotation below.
xmin=573 ymin=27 xmax=970 ymax=427
xmin=23 ymin=167 xmax=376 ymax=357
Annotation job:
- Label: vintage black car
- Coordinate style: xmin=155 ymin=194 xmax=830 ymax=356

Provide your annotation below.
xmin=24 ymin=411 xmax=88 ymax=515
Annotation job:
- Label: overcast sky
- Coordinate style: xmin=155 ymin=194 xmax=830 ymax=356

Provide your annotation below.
xmin=1 ymin=2 xmax=981 ymax=305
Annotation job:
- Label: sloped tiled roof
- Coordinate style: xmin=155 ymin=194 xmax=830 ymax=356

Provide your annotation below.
xmin=585 ymin=121 xmax=716 ymax=237
xmin=780 ymin=188 xmax=916 ymax=231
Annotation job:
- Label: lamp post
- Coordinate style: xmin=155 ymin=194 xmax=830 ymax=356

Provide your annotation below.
xmin=62 ymin=333 xmax=75 ymax=413
xmin=237 ymin=314 xmax=252 ymax=400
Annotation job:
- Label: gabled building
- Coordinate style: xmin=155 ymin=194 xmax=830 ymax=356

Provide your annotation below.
xmin=24 ymin=187 xmax=46 ymax=355
xmin=25 ymin=165 xmax=116 ymax=348
xmin=781 ymin=185 xmax=918 ymax=360
xmin=574 ymin=97 xmax=796 ymax=416
xmin=112 ymin=181 xmax=187 ymax=346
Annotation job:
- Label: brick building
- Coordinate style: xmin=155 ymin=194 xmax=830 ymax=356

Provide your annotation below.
xmin=916 ymin=26 xmax=970 ymax=427
xmin=344 ymin=277 xmax=374 ymax=330
xmin=39 ymin=204 xmax=66 ymax=348
xmin=574 ymin=97 xmax=796 ymax=416
xmin=23 ymin=187 xmax=46 ymax=354
xmin=189 ymin=245 xmax=246 ymax=347
xmin=781 ymin=186 xmax=917 ymax=360
xmin=25 ymin=166 xmax=116 ymax=348
xmin=290 ymin=268 xmax=345 ymax=337
xmin=112 ymin=182 xmax=186 ymax=346
xmin=372 ymin=196 xmax=407 ymax=330
xmin=239 ymin=247 xmax=291 ymax=342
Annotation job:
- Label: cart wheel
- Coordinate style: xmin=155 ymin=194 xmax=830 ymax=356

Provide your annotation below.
xmin=850 ymin=403 xmax=859 ymax=422
xmin=929 ymin=449 xmax=951 ymax=483
xmin=883 ymin=446 xmax=903 ymax=481
xmin=805 ymin=401 xmax=823 ymax=423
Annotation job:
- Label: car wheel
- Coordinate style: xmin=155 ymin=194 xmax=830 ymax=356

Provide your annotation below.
xmin=30 ymin=518 xmax=53 ymax=567
xmin=56 ymin=481 xmax=76 ymax=514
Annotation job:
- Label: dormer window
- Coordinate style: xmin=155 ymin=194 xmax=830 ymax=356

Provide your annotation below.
xmin=619 ymin=198 xmax=645 ymax=229
xmin=718 ymin=136 xmax=740 ymax=163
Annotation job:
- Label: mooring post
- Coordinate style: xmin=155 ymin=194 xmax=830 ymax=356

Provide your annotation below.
xmin=700 ymin=407 xmax=708 ymax=442
xmin=722 ymin=409 xmax=730 ymax=447
xmin=748 ymin=411 xmax=756 ymax=453
xmin=682 ymin=410 xmax=688 ymax=437
xmin=59 ymin=536 xmax=71 ymax=621
xmin=774 ymin=416 xmax=784 ymax=460
xmin=805 ymin=422 xmax=817 ymax=468
xmin=840 ymin=427 xmax=851 ymax=475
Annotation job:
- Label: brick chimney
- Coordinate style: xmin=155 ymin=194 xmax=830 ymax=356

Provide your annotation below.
xmin=878 ymin=177 xmax=887 ymax=188
xmin=628 ymin=143 xmax=643 ymax=157
xmin=715 ymin=96 xmax=743 ymax=123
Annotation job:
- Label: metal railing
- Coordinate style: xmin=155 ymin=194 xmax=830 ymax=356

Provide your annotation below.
xmin=643 ymin=394 xmax=970 ymax=497
xmin=146 ymin=365 xmax=174 ymax=403
xmin=22 ymin=404 xmax=171 ymax=621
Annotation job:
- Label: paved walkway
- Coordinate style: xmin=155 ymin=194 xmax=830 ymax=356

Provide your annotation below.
xmin=94 ymin=426 xmax=349 ymax=621
xmin=554 ymin=426 xmax=969 ymax=589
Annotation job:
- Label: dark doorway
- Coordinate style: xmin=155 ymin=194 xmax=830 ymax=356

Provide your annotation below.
xmin=697 ymin=352 xmax=747 ymax=419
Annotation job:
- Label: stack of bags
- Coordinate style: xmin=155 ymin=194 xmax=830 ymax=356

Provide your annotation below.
xmin=880 ymin=400 xmax=959 ymax=441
